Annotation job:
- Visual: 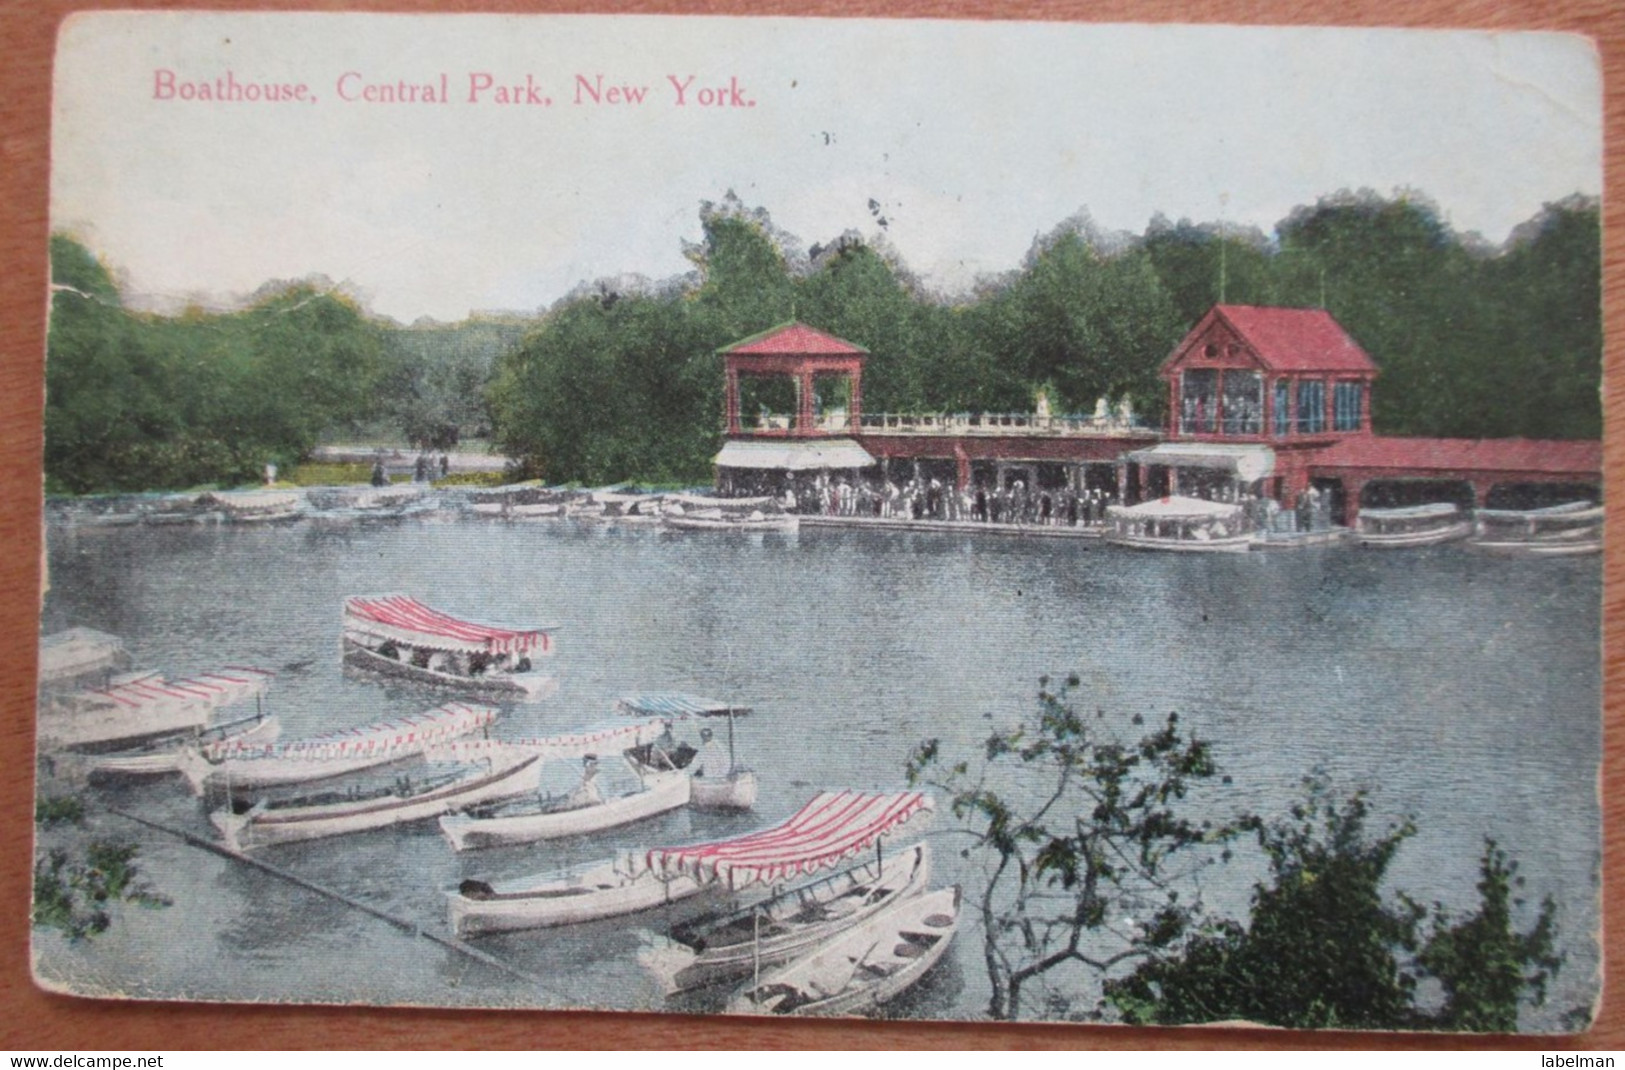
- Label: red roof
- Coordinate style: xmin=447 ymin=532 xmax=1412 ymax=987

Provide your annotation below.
xmin=720 ymin=322 xmax=868 ymax=356
xmin=1168 ymin=306 xmax=1377 ymax=375
xmin=1312 ymin=436 xmax=1602 ymax=477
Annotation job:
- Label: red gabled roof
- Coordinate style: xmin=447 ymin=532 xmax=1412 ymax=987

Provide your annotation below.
xmin=1312 ymin=436 xmax=1602 ymax=478
xmin=1167 ymin=306 xmax=1378 ymax=375
xmin=720 ymin=322 xmax=869 ymax=356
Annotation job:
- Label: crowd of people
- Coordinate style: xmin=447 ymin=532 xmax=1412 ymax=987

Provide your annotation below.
xmin=724 ymin=471 xmax=1125 ymax=527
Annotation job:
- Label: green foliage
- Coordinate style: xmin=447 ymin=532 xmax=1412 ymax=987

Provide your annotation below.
xmin=907 ymin=675 xmax=1232 ymax=1020
xmin=47 ymin=189 xmax=1602 ymax=492
xmin=35 ymin=794 xmax=86 ymax=827
xmin=1419 ymin=840 xmax=1561 ymax=1033
xmin=1105 ymin=779 xmax=1562 ymax=1032
xmin=46 ymin=236 xmax=393 ymax=494
xmin=32 ymin=840 xmax=170 ymax=941
xmin=375 ymin=317 xmax=525 ymax=448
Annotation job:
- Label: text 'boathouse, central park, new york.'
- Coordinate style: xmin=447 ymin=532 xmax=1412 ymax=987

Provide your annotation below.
xmin=705 ymin=308 xmax=1602 ymax=550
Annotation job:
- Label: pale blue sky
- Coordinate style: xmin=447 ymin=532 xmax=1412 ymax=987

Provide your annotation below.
xmin=52 ymin=14 xmax=1602 ymax=322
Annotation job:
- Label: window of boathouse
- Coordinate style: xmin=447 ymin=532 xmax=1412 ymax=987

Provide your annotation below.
xmin=1296 ymin=379 xmax=1327 ymax=434
xmin=1333 ymin=381 xmax=1364 ymax=432
xmin=1220 ymin=371 xmax=1263 ymax=436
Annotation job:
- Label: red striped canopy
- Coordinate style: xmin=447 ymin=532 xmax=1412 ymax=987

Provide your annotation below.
xmin=425 ymin=717 xmax=669 ymax=764
xmin=645 ymin=790 xmax=933 ymax=889
xmin=80 ymin=666 xmax=272 ymax=712
xmin=344 ymin=595 xmax=555 ymax=656
xmin=217 ymin=701 xmax=499 ymax=762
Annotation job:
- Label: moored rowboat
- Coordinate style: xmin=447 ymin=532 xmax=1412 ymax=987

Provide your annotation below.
xmin=450 ymin=857 xmax=710 ymax=936
xmin=727 ymin=885 xmax=961 ymax=1016
xmin=439 ymin=763 xmax=691 ymax=851
xmin=1355 ymin=503 xmax=1472 ymax=548
xmin=176 ymin=701 xmax=500 ymax=795
xmin=211 ymin=749 xmax=542 ymax=851
xmin=645 ymin=842 xmax=932 ymax=994
xmin=448 ymin=789 xmax=933 ymax=937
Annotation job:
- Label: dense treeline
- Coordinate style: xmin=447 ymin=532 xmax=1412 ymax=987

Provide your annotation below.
xmin=46 ymin=189 xmax=1599 ymax=494
xmin=46 ymin=236 xmax=389 ymax=494
xmin=490 ymin=191 xmax=1601 ymax=484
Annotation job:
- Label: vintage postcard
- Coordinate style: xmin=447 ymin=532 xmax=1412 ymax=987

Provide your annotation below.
xmin=35 ymin=13 xmax=1602 ymax=1033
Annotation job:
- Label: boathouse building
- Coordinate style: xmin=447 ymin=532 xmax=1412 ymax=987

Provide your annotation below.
xmin=710 ymin=310 xmax=1601 ymax=523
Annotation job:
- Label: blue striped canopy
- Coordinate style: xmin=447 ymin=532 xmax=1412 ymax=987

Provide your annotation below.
xmin=616 ymin=692 xmax=751 ymax=718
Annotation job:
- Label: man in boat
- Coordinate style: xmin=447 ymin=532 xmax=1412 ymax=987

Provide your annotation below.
xmin=645 ymin=720 xmax=680 ymax=771
xmin=695 ymin=727 xmax=730 ymax=780
xmin=566 ymin=755 xmax=603 ymax=809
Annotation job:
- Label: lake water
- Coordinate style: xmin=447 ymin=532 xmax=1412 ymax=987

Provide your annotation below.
xmin=34 ymin=509 xmax=1602 ymax=1029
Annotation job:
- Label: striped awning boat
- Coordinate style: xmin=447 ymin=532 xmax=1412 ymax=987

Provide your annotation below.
xmin=344 ymin=595 xmax=556 ymax=656
xmin=644 ymin=790 xmax=933 ymax=889
xmin=76 ymin=666 xmax=272 ymax=713
xmin=425 ymin=717 xmax=671 ymax=764
xmin=215 ymin=701 xmax=498 ymax=763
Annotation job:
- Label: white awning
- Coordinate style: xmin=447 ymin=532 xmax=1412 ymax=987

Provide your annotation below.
xmin=1124 ymin=443 xmax=1275 ymax=483
xmin=1108 ymin=495 xmax=1243 ymax=521
xmin=715 ymin=438 xmax=876 ymax=471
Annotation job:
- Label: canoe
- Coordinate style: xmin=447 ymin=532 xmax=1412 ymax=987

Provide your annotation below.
xmin=438 ymin=764 xmax=691 ymax=851
xmin=449 ymin=857 xmax=708 ymax=937
xmin=211 ymin=750 xmax=542 ymax=851
xmin=727 ymin=885 xmax=960 ymax=1016
xmin=646 ymin=842 xmax=931 ymax=994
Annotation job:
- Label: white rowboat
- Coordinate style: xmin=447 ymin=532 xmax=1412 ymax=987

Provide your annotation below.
xmin=439 ymin=764 xmax=691 ymax=851
xmin=212 ymin=750 xmax=542 ymax=851
xmin=647 ymin=842 xmax=932 ymax=994
xmin=728 ymin=885 xmax=961 ymax=1016
xmin=450 ymin=857 xmax=709 ymax=936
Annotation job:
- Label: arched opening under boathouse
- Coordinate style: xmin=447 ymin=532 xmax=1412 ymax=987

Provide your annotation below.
xmin=1358 ymin=479 xmax=1477 ymax=512
xmin=1483 ymin=482 xmax=1602 ymax=510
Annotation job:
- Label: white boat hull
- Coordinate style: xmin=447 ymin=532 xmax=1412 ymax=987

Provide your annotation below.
xmin=449 ymin=859 xmax=708 ymax=936
xmin=728 ymin=885 xmax=961 ymax=1017
xmin=212 ymin=753 xmax=542 ymax=851
xmin=690 ymin=770 xmax=759 ymax=811
xmin=1471 ymin=536 xmax=1603 ymax=556
xmin=652 ymin=843 xmax=932 ymax=994
xmin=439 ymin=769 xmax=691 ymax=851
xmin=664 ymin=514 xmax=799 ymax=533
xmin=1105 ymin=532 xmax=1254 ymax=553
xmin=1355 ymin=520 xmax=1473 ymax=547
xmin=39 ymin=701 xmax=212 ymax=750
xmin=86 ymin=714 xmax=282 ymax=779
xmin=343 ymin=641 xmax=558 ymax=701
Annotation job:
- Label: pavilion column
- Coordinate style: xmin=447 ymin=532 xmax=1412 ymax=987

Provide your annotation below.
xmin=725 ymin=368 xmax=740 ymax=433
xmin=798 ymin=371 xmax=815 ymax=434
xmin=849 ymin=368 xmax=862 ymax=431
xmin=954 ymin=445 xmax=970 ymax=492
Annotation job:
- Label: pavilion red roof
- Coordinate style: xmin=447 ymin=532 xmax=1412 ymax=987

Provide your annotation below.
xmin=720 ymin=322 xmax=869 ymax=356
xmin=1311 ymin=436 xmax=1602 ymax=477
xmin=1169 ymin=306 xmax=1378 ymax=375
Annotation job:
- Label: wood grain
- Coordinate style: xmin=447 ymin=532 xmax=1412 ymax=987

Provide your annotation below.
xmin=1 ymin=0 xmax=1619 ymax=1050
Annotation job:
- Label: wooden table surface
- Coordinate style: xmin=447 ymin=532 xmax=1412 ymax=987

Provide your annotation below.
xmin=1 ymin=0 xmax=1619 ymax=1050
